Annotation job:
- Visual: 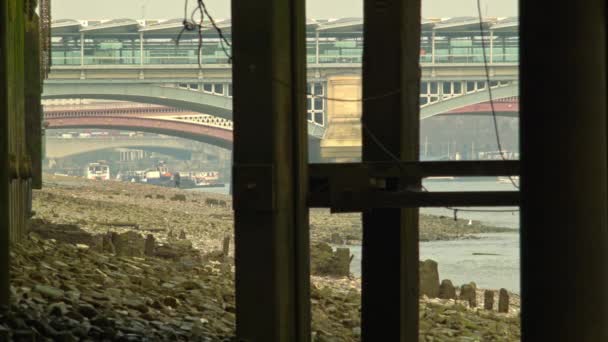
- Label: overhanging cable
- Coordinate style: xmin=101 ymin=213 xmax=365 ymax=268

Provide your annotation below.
xmin=178 ymin=1 xmax=521 ymax=214
xmin=476 ymin=0 xmax=520 ymax=189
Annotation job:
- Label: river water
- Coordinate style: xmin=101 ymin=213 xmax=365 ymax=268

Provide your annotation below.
xmin=192 ymin=178 xmax=521 ymax=293
xmin=350 ymin=178 xmax=520 ymax=292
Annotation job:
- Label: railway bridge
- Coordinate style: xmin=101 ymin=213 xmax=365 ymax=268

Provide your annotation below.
xmin=47 ymin=16 xmax=519 ymax=159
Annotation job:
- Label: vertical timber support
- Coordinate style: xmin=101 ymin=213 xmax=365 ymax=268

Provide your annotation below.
xmin=0 ymin=0 xmax=10 ymax=307
xmin=25 ymin=3 xmax=42 ymax=189
xmin=361 ymin=0 xmax=420 ymax=341
xmin=0 ymin=0 xmax=29 ymax=305
xmin=10 ymin=0 xmax=26 ymax=241
xmin=520 ymin=0 xmax=608 ymax=341
xmin=232 ymin=0 xmax=310 ymax=340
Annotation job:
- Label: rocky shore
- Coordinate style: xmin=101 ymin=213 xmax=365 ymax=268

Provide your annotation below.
xmin=0 ymin=174 xmax=521 ymax=341
xmin=39 ymin=175 xmax=514 ymax=250
xmin=312 ymin=210 xmax=514 ymax=244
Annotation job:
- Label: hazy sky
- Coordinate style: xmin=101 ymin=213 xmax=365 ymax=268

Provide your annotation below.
xmin=52 ymin=0 xmax=517 ymax=20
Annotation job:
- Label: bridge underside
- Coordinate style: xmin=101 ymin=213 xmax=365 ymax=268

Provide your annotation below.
xmin=45 ymin=116 xmax=233 ymax=150
xmin=420 ymin=84 xmax=518 ymax=119
xmin=43 ymin=83 xmax=234 ymax=120
xmin=51 ymin=146 xmax=194 ymax=160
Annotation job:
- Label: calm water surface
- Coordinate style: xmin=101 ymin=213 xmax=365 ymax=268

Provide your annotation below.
xmin=350 ymin=178 xmax=520 ymax=292
xmin=193 ymin=179 xmax=521 ymax=293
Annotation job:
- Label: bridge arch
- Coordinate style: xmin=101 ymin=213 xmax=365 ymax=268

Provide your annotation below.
xmin=420 ymin=83 xmax=518 ymax=119
xmin=42 ymin=83 xmax=327 ymax=140
xmin=45 ymin=116 xmax=233 ymax=150
xmin=48 ymin=145 xmax=195 ymax=160
xmin=43 ymin=83 xmax=234 ymax=120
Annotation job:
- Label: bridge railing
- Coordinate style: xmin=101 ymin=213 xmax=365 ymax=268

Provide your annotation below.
xmin=51 ymin=40 xmax=518 ymax=67
xmin=51 ymin=54 xmax=519 ymax=67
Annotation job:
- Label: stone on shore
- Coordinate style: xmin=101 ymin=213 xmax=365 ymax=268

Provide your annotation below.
xmin=170 ymin=194 xmax=187 ymax=202
xmin=311 ymin=242 xmax=350 ymax=277
xmin=499 ymin=288 xmax=510 ymax=313
xmin=111 ymin=231 xmax=145 ymax=257
xmin=144 ymin=234 xmax=155 ymax=256
xmin=484 ymin=290 xmax=495 ymax=310
xmin=438 ymin=279 xmax=456 ymax=299
xmin=330 ymin=233 xmax=344 ymax=245
xmin=419 ymin=259 xmax=440 ymax=298
xmin=34 ymin=285 xmax=64 ymax=300
xmin=24 ymin=174 xmax=521 ymax=341
xmin=460 ymin=283 xmax=477 ymax=307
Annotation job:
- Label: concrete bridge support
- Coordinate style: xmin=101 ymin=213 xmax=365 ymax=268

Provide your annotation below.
xmin=308 ymin=138 xmax=322 ymax=163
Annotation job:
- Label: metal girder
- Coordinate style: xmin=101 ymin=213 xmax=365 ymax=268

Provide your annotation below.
xmin=232 ymin=0 xmax=309 ymax=341
xmin=361 ymin=0 xmax=420 ymax=340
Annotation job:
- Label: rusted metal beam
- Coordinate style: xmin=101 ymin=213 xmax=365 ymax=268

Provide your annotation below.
xmin=361 ymin=0 xmax=421 ymax=340
xmin=232 ymin=0 xmax=309 ymax=340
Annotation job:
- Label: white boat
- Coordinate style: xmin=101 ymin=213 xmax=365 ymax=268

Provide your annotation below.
xmin=86 ymin=162 xmax=110 ymax=181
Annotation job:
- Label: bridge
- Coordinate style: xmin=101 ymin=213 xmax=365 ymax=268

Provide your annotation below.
xmin=47 ymin=16 xmax=519 ymax=160
xmin=43 ymin=102 xmax=235 ymax=149
xmin=44 ymin=134 xmax=211 ymax=159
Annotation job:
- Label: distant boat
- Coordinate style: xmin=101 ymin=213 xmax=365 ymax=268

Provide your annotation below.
xmin=85 ymin=162 xmax=110 ymax=181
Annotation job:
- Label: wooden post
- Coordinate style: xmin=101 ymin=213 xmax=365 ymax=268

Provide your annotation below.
xmin=0 ymin=0 xmax=9 ymax=307
xmin=25 ymin=8 xmax=42 ymax=189
xmin=221 ymin=234 xmax=230 ymax=262
xmin=232 ymin=0 xmax=309 ymax=340
xmin=361 ymin=0 xmax=420 ymax=340
xmin=521 ymin=0 xmax=608 ymax=340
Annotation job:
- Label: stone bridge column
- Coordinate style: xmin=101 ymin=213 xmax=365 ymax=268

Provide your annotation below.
xmin=320 ymin=75 xmax=362 ymax=162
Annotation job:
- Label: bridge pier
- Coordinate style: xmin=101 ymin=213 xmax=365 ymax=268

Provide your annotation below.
xmin=308 ymin=138 xmax=322 ymax=163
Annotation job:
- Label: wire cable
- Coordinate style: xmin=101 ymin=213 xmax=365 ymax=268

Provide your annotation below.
xmin=476 ymin=0 xmax=520 ymax=189
xmin=178 ymin=0 xmax=232 ymax=63
xmin=178 ymin=1 xmax=521 ymax=214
